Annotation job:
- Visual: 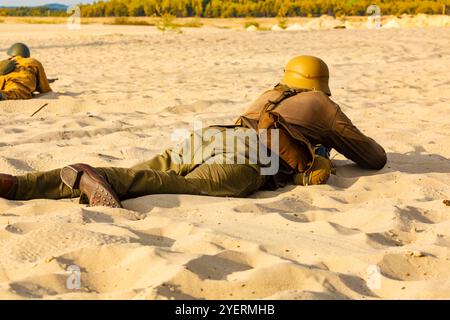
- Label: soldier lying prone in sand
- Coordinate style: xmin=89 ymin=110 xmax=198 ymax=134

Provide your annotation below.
xmin=0 ymin=56 xmax=386 ymax=208
xmin=0 ymin=43 xmax=52 ymax=101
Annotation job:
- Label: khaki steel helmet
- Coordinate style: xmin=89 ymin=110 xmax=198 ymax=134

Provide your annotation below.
xmin=7 ymin=43 xmax=31 ymax=58
xmin=282 ymin=55 xmax=331 ymax=96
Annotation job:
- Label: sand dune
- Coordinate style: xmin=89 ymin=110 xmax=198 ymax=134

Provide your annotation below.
xmin=0 ymin=23 xmax=449 ymax=299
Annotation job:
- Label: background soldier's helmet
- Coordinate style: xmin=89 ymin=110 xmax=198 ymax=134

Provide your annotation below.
xmin=7 ymin=43 xmax=31 ymax=58
xmin=282 ymin=55 xmax=331 ymax=96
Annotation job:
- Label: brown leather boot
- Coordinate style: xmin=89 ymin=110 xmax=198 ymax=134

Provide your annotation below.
xmin=0 ymin=173 xmax=18 ymax=199
xmin=60 ymin=164 xmax=122 ymax=208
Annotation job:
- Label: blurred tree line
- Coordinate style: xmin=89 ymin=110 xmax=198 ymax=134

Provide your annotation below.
xmin=79 ymin=0 xmax=450 ymax=17
xmin=0 ymin=6 xmax=67 ymax=16
xmin=1 ymin=0 xmax=449 ymax=17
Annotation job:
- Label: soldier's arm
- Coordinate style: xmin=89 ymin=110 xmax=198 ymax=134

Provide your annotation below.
xmin=0 ymin=59 xmax=16 ymax=76
xmin=34 ymin=60 xmax=52 ymax=93
xmin=328 ymin=107 xmax=387 ymax=170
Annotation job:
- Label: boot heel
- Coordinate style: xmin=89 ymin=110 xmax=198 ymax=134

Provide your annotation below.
xmin=60 ymin=166 xmax=83 ymax=190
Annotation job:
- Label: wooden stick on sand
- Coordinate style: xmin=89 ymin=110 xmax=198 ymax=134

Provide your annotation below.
xmin=30 ymin=103 xmax=49 ymax=117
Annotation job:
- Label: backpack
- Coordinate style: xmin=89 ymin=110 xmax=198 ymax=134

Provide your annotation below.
xmin=240 ymin=84 xmax=316 ymax=173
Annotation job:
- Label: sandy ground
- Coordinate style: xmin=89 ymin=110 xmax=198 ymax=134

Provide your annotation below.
xmin=0 ymin=22 xmax=449 ymax=300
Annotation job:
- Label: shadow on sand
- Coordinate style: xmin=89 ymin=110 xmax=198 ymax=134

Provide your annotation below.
xmin=37 ymin=91 xmax=83 ymax=99
xmin=318 ymin=146 xmax=449 ymax=189
xmin=119 ymin=146 xmax=450 ymax=210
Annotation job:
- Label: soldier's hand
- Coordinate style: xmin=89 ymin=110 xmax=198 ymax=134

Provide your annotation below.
xmin=293 ymin=155 xmax=332 ymax=186
xmin=0 ymin=59 xmax=16 ymax=76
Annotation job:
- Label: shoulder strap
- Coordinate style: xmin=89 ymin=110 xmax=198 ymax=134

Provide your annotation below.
xmin=259 ymin=84 xmax=306 ymax=119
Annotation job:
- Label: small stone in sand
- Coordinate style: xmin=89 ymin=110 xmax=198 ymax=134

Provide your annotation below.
xmin=443 ymin=200 xmax=450 ymax=206
xmin=407 ymin=251 xmax=425 ymax=257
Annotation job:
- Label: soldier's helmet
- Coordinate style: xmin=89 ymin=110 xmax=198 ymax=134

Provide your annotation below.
xmin=282 ymin=56 xmax=331 ymax=96
xmin=7 ymin=43 xmax=31 ymax=58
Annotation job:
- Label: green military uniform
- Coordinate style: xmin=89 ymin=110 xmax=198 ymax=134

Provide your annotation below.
xmin=13 ymin=127 xmax=267 ymax=202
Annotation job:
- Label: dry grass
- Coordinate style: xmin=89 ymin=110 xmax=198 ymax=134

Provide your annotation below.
xmin=0 ymin=17 xmax=204 ymax=29
xmin=0 ymin=15 xmax=425 ymax=29
xmin=0 ymin=16 xmax=308 ymax=28
xmin=21 ymin=18 xmax=64 ymax=24
xmin=6 ymin=17 xmax=67 ymax=24
xmin=72 ymin=16 xmax=202 ymax=28
xmin=178 ymin=17 xmax=203 ymax=28
xmin=107 ymin=17 xmax=155 ymax=26
xmin=244 ymin=20 xmax=260 ymax=29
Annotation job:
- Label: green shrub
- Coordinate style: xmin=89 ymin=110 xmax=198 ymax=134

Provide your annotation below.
xmin=156 ymin=13 xmax=182 ymax=33
xmin=277 ymin=15 xmax=288 ymax=29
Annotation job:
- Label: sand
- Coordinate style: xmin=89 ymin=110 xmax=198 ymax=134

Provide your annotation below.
xmin=0 ymin=22 xmax=449 ymax=300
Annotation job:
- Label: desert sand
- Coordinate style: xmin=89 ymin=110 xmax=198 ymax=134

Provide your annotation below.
xmin=0 ymin=21 xmax=449 ymax=300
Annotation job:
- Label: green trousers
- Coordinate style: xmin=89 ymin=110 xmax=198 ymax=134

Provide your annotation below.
xmin=13 ymin=128 xmax=267 ymax=202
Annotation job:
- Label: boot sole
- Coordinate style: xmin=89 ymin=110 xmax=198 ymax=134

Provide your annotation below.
xmin=60 ymin=166 xmax=82 ymax=189
xmin=61 ymin=164 xmax=123 ymax=209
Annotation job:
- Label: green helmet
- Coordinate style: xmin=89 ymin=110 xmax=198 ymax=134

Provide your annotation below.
xmin=7 ymin=43 xmax=31 ymax=58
